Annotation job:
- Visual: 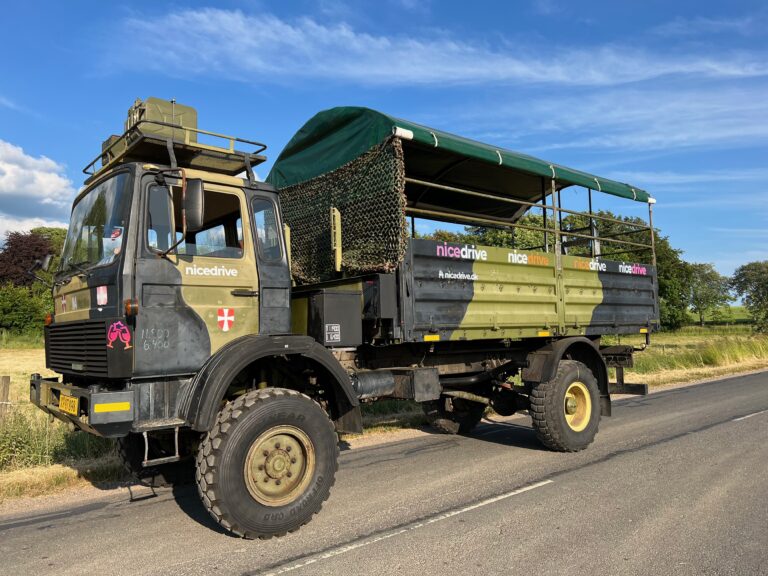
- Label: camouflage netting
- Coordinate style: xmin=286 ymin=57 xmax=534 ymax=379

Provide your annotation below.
xmin=278 ymin=138 xmax=408 ymax=284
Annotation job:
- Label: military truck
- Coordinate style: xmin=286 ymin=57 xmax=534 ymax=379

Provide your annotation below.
xmin=30 ymin=98 xmax=658 ymax=538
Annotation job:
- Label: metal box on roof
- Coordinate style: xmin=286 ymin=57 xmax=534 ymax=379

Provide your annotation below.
xmin=125 ymin=97 xmax=198 ymax=142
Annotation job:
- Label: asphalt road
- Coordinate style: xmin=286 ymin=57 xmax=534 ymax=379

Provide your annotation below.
xmin=1 ymin=372 xmax=766 ymax=576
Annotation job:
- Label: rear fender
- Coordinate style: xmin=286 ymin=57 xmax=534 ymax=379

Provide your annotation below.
xmin=523 ymin=337 xmax=611 ymax=416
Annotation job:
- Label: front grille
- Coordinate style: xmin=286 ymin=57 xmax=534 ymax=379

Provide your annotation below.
xmin=46 ymin=320 xmax=109 ymax=377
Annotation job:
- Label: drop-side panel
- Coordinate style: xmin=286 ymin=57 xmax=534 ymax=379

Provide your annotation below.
xmin=562 ymin=256 xmax=658 ymax=335
xmin=404 ymin=239 xmax=659 ymax=343
xmin=406 ymin=239 xmax=559 ymax=342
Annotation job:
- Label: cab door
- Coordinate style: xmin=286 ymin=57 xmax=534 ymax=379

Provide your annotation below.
xmin=136 ymin=180 xmax=259 ymax=376
xmin=250 ymin=192 xmax=291 ymax=334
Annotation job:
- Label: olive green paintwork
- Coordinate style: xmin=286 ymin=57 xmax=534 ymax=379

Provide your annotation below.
xmin=53 ymin=275 xmax=92 ymax=322
xmin=174 ymin=181 xmax=260 ymax=354
xmin=52 ymin=168 xmax=263 ymax=362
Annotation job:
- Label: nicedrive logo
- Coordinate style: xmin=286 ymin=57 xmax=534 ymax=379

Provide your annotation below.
xmin=185 ymin=264 xmax=239 ymax=278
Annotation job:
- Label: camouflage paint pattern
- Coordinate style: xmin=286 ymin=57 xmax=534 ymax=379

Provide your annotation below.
xmin=290 ymin=238 xmax=658 ymax=343
xmin=48 ymin=168 xmax=269 ymax=379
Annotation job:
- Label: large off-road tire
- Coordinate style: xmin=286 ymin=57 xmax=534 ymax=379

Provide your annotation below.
xmin=196 ymin=388 xmax=339 ymax=539
xmin=530 ymin=360 xmax=600 ymax=452
xmin=423 ymin=395 xmax=486 ymax=435
xmin=117 ymin=432 xmax=194 ymax=487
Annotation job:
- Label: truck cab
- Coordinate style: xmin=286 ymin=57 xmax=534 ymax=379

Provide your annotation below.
xmin=31 ymin=99 xmax=356 ymax=441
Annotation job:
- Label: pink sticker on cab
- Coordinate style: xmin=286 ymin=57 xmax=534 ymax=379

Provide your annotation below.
xmin=97 ymin=286 xmax=108 ymax=306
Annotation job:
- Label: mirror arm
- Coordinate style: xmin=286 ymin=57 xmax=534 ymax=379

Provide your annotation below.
xmin=26 ymin=260 xmax=52 ymax=287
xmin=158 ymin=168 xmax=187 ymax=257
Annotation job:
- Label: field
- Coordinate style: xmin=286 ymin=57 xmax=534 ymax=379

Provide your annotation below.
xmin=1 ymin=325 xmax=767 ymax=501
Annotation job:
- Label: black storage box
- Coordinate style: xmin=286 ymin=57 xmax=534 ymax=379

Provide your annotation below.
xmin=308 ymin=290 xmax=363 ymax=347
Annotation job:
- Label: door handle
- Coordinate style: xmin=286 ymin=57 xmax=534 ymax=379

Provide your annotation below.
xmin=231 ymin=289 xmax=259 ymax=297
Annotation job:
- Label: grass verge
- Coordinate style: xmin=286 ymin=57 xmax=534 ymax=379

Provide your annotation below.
xmin=0 ymin=458 xmax=123 ymax=504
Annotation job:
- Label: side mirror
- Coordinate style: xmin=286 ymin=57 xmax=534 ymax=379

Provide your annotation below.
xmin=40 ymin=254 xmax=53 ymax=272
xmin=26 ymin=255 xmax=53 ymax=286
xmin=185 ymin=179 xmax=205 ymax=233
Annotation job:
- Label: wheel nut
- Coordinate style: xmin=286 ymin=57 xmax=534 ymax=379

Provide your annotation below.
xmin=287 ymin=472 xmax=292 ymax=478
xmin=275 ymin=442 xmax=281 ymax=449
xmin=291 ymin=458 xmax=296 ymax=464
xmin=263 ymin=450 xmax=269 ymax=457
xmin=258 ymin=465 xmax=264 ymax=471
xmin=286 ymin=446 xmax=292 ymax=452
xmin=275 ymin=480 xmax=281 ymax=485
xmin=263 ymin=477 xmax=269 ymax=483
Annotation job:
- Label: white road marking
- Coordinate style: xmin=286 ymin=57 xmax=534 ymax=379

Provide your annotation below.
xmin=733 ymin=409 xmax=768 ymax=422
xmin=260 ymin=479 xmax=554 ymax=576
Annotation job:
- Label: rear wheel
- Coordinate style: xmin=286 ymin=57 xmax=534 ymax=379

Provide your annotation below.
xmin=196 ymin=388 xmax=339 ymax=539
xmin=529 ymin=360 xmax=600 ymax=452
xmin=423 ymin=395 xmax=486 ymax=435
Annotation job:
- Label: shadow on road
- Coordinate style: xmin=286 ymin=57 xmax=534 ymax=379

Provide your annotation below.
xmin=468 ymin=418 xmax=543 ymax=450
xmin=170 ymin=484 xmax=238 ymax=538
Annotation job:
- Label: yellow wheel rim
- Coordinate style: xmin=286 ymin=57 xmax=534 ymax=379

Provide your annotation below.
xmin=564 ymin=381 xmax=592 ymax=432
xmin=244 ymin=425 xmax=316 ymax=507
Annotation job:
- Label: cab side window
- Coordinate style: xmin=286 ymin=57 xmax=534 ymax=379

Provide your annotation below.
xmin=252 ymin=198 xmax=282 ymax=261
xmin=147 ymin=185 xmax=243 ymax=258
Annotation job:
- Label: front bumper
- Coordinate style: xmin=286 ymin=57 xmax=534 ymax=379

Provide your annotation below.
xmin=29 ymin=374 xmax=134 ymax=438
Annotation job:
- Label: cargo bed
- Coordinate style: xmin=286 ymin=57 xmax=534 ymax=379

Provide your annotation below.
xmin=291 ymin=237 xmax=658 ymax=346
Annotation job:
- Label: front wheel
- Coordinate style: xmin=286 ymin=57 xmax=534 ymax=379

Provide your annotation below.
xmin=196 ymin=388 xmax=339 ymax=539
xmin=529 ymin=360 xmax=600 ymax=452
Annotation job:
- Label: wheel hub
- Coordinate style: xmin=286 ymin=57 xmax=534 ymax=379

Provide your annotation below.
xmin=563 ymin=381 xmax=592 ymax=433
xmin=244 ymin=426 xmax=315 ymax=506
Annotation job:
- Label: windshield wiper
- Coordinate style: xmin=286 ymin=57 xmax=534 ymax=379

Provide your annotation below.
xmin=57 ymin=259 xmax=92 ymax=281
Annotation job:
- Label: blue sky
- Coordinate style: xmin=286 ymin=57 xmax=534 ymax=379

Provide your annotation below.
xmin=1 ymin=0 xmax=766 ymax=275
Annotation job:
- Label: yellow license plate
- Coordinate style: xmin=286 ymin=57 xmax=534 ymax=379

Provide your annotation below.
xmin=59 ymin=394 xmax=79 ymax=416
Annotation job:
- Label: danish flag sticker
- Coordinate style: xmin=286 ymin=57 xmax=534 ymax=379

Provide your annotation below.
xmin=217 ymin=308 xmax=235 ymax=332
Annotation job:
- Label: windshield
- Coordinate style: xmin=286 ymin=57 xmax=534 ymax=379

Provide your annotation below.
xmin=59 ymin=172 xmax=132 ymax=275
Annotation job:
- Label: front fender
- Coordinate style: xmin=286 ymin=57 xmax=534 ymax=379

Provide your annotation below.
xmin=179 ymin=334 xmax=360 ymax=433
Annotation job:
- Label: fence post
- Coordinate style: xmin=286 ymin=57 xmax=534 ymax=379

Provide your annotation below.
xmin=0 ymin=375 xmax=10 ymax=420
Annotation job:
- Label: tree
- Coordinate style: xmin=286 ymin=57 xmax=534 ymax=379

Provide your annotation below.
xmin=0 ymin=227 xmax=67 ymax=335
xmin=0 ymin=282 xmax=47 ymax=332
xmin=31 ymin=226 xmax=67 ymax=256
xmin=0 ymin=231 xmax=53 ymax=287
xmin=688 ymin=263 xmax=732 ymax=326
xmin=730 ymin=261 xmax=768 ymax=332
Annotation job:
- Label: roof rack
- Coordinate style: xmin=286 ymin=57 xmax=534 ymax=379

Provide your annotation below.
xmin=83 ymin=118 xmax=268 ymax=184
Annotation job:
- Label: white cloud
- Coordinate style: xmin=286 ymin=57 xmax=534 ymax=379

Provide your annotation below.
xmin=114 ymin=9 xmax=768 ymax=87
xmin=532 ymin=0 xmax=559 ymax=16
xmin=0 ymin=96 xmax=18 ymax=110
xmin=604 ymin=169 xmax=768 ymax=188
xmin=709 ymin=227 xmax=768 ymax=238
xmin=0 ymin=139 xmax=76 ymax=208
xmin=458 ymin=84 xmax=768 ymax=153
xmin=651 ymin=16 xmax=758 ymax=37
xmin=0 ymin=213 xmax=68 ymax=240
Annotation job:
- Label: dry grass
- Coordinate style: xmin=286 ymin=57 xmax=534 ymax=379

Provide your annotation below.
xmin=0 ymin=348 xmax=54 ymax=403
xmin=0 ymin=458 xmax=122 ymax=504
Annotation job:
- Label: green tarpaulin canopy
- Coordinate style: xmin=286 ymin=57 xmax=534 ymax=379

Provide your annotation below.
xmin=267 ymin=106 xmax=652 ymax=204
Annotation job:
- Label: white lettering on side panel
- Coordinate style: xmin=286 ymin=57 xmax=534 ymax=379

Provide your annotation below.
xmin=325 ymin=324 xmax=341 ymax=342
xmin=184 ymin=265 xmax=239 ymax=278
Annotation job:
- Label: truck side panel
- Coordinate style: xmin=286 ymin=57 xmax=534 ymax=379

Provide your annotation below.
xmin=406 ymin=239 xmax=657 ymax=342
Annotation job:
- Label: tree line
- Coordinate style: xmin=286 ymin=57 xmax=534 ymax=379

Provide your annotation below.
xmin=0 ymin=221 xmax=766 ymax=335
